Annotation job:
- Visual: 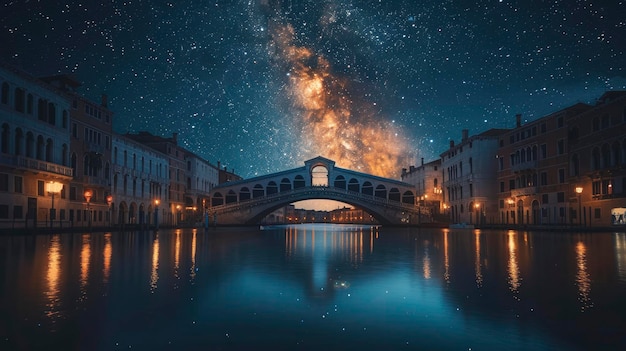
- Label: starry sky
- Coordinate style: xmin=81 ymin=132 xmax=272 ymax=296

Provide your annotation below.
xmin=2 ymin=0 xmax=625 ymax=179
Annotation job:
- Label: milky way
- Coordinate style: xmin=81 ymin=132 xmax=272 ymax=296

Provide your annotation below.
xmin=1 ymin=0 xmax=625 ymax=178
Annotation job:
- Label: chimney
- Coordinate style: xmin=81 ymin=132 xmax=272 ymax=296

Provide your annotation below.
xmin=462 ymin=129 xmax=468 ymax=141
xmin=449 ymin=140 xmax=455 ymax=148
xmin=217 ymin=161 xmax=221 ymax=170
xmin=421 ymin=157 xmax=424 ymax=166
xmin=172 ymin=132 xmax=178 ymax=144
xmin=101 ymin=94 xmax=108 ymax=107
xmin=516 ymin=114 xmax=522 ymax=128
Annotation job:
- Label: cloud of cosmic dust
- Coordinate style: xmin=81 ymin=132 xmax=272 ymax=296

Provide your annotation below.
xmin=267 ymin=21 xmax=413 ymax=179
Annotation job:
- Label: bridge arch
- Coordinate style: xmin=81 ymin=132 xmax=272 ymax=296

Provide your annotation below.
xmin=208 ymin=156 xmax=421 ymax=225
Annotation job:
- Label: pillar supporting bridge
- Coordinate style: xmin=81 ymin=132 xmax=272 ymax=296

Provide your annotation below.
xmin=208 ymin=156 xmax=429 ymax=226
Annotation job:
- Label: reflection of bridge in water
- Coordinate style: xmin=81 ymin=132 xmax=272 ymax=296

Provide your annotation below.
xmin=208 ymin=157 xmax=430 ymax=225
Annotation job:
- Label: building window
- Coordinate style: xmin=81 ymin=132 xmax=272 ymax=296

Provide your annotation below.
xmin=541 ymin=144 xmax=547 ymax=159
xmin=542 ymin=194 xmax=549 ymax=204
xmin=0 ymin=205 xmax=8 ymax=219
xmin=509 ymin=179 xmax=515 ymax=190
xmin=558 ymin=169 xmax=565 ymax=183
xmin=557 ymin=140 xmax=564 ymax=155
xmin=14 ymin=176 xmax=22 ymax=193
xmin=557 ymin=116 xmax=563 ymax=127
xmin=38 ymin=180 xmax=44 ymax=196
xmin=541 ymin=172 xmax=548 ymax=186
xmin=13 ymin=205 xmax=23 ymax=219
xmin=557 ymin=192 xmax=565 ymax=203
xmin=595 ymin=208 xmax=601 ymax=219
xmin=541 ymin=123 xmax=546 ymax=133
xmin=0 ymin=173 xmax=8 ymax=191
xmin=500 ymin=182 xmax=505 ymax=192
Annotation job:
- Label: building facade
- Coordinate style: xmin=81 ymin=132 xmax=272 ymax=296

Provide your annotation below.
xmin=184 ymin=150 xmax=219 ymax=224
xmin=567 ymin=91 xmax=626 ymax=227
xmin=43 ymin=74 xmax=115 ymax=229
xmin=111 ymin=134 xmax=170 ymax=227
xmin=441 ymin=128 xmax=509 ymax=225
xmin=1 ymin=63 xmax=73 ymax=228
xmin=402 ymin=158 xmax=444 ymax=219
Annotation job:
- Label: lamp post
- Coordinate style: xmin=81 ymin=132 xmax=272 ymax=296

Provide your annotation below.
xmin=176 ymin=204 xmax=182 ymax=226
xmin=106 ymin=195 xmax=113 ymax=228
xmin=154 ymin=199 xmax=160 ymax=230
xmin=575 ymin=186 xmax=583 ymax=226
xmin=46 ymin=181 xmax=63 ymax=228
xmin=84 ymin=189 xmax=93 ymax=231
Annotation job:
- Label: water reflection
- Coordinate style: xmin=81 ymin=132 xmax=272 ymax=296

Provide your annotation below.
xmin=80 ymin=234 xmax=91 ymax=296
xmin=422 ymin=240 xmax=431 ymax=279
xmin=617 ymin=233 xmax=626 ymax=282
xmin=103 ymin=233 xmax=112 ymax=283
xmin=2 ymin=227 xmax=625 ymax=350
xmin=151 ymin=233 xmax=160 ymax=292
xmin=575 ymin=241 xmax=593 ymax=311
xmin=475 ymin=230 xmax=483 ymax=287
xmin=443 ymin=230 xmax=450 ymax=284
xmin=507 ymin=230 xmax=521 ymax=298
xmin=45 ymin=234 xmax=61 ymax=323
xmin=190 ymin=230 xmax=197 ymax=282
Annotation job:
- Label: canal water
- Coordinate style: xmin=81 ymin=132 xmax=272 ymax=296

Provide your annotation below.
xmin=1 ymin=224 xmax=625 ymax=350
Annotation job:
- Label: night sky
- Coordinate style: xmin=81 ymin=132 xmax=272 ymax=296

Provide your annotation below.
xmin=2 ymin=0 xmax=625 ymax=179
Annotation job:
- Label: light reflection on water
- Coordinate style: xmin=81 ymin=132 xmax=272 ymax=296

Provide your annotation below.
xmin=1 ymin=225 xmax=625 ymax=350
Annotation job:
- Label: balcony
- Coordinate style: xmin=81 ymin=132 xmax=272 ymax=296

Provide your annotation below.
xmin=511 ymin=186 xmax=538 ymax=197
xmin=511 ymin=160 xmax=537 ymax=173
xmin=76 ymin=175 xmax=110 ymax=187
xmin=0 ymin=154 xmax=73 ymax=177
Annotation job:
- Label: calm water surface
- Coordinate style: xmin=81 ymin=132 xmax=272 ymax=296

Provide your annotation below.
xmin=1 ymin=225 xmax=626 ymax=350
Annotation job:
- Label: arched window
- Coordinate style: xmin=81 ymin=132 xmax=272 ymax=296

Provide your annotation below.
xmin=47 ymin=102 xmax=56 ymax=125
xmin=389 ymin=188 xmax=400 ymax=202
xmin=592 ymin=147 xmax=601 ymax=170
xmin=362 ymin=181 xmax=373 ymax=196
xmin=226 ymin=190 xmax=237 ymax=204
xmin=37 ymin=99 xmax=47 ymax=121
xmin=1 ymin=82 xmax=9 ymax=104
xmin=311 ymin=165 xmax=328 ymax=186
xmin=84 ymin=154 xmax=90 ymax=176
xmin=267 ymin=181 xmax=278 ymax=195
xmin=14 ymin=128 xmax=23 ymax=156
xmin=334 ymin=175 xmax=346 ymax=189
xmin=402 ymin=191 xmax=415 ymax=204
xmin=36 ymin=135 xmax=44 ymax=160
xmin=612 ymin=142 xmax=621 ymax=167
xmin=104 ymin=162 xmax=110 ymax=180
xmin=1 ymin=123 xmax=9 ymax=153
xmin=26 ymin=94 xmax=33 ymax=114
xmin=348 ymin=178 xmax=359 ymax=192
xmin=14 ymin=88 xmax=24 ymax=112
xmin=253 ymin=184 xmax=264 ymax=198
xmin=26 ymin=132 xmax=34 ymax=158
xmin=601 ymin=144 xmax=611 ymax=168
xmin=62 ymin=144 xmax=68 ymax=166
xmin=375 ymin=184 xmax=387 ymax=199
xmin=293 ymin=175 xmax=305 ymax=189
xmin=62 ymin=110 xmax=68 ymax=128
xmin=71 ymin=153 xmax=77 ymax=175
xmin=279 ymin=178 xmax=291 ymax=192
xmin=240 ymin=187 xmax=251 ymax=201
xmin=212 ymin=192 xmax=224 ymax=206
xmin=45 ymin=138 xmax=53 ymax=162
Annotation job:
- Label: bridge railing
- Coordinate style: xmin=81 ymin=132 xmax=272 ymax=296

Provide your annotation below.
xmin=208 ymin=186 xmax=427 ymax=216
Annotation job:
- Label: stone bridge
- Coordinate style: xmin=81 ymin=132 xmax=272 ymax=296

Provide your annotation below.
xmin=208 ymin=156 xmax=430 ymax=226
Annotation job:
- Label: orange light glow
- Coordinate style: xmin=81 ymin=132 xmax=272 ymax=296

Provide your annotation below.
xmin=271 ymin=24 xmax=412 ymax=178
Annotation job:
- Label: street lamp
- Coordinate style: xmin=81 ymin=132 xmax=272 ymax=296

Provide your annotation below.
xmin=154 ymin=199 xmax=160 ymax=230
xmin=46 ymin=181 xmax=63 ymax=228
xmin=84 ymin=189 xmax=93 ymax=231
xmin=106 ymin=195 xmax=113 ymax=227
xmin=575 ymin=186 xmax=583 ymax=226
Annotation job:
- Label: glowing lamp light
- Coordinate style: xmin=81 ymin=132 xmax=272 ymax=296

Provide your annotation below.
xmin=46 ymin=181 xmax=63 ymax=194
xmin=575 ymin=187 xmax=583 ymax=194
xmin=84 ymin=189 xmax=93 ymax=202
xmin=106 ymin=195 xmax=113 ymax=205
xmin=155 ymin=199 xmax=160 ymax=206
